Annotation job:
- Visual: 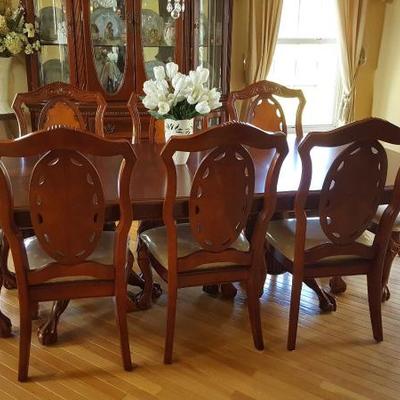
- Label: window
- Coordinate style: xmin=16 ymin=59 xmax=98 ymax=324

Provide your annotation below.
xmin=268 ymin=0 xmax=339 ymax=127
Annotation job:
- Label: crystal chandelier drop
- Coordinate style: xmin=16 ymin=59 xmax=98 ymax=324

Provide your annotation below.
xmin=167 ymin=0 xmax=185 ymax=20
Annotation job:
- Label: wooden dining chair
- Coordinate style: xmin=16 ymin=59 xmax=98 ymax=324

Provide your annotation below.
xmin=12 ymin=81 xmax=107 ymax=136
xmin=227 ymin=80 xmax=306 ymax=140
xmin=0 ymin=126 xmax=136 ymax=381
xmin=265 ymin=118 xmax=400 ymax=351
xmin=138 ymin=122 xmax=288 ymax=363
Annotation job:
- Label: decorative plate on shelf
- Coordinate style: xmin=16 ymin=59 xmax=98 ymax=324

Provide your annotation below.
xmin=41 ymin=59 xmax=70 ymax=85
xmin=91 ymin=7 xmax=124 ymax=44
xmin=38 ymin=7 xmax=65 ymax=42
xmin=141 ymin=9 xmax=164 ymax=46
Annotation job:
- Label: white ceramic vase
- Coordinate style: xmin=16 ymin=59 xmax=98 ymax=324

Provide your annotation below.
xmin=164 ymin=118 xmax=194 ymax=164
xmin=0 ymin=57 xmax=12 ymax=114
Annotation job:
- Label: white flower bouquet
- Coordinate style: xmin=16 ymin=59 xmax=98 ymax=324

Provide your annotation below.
xmin=0 ymin=5 xmax=40 ymax=57
xmin=142 ymin=62 xmax=222 ymax=120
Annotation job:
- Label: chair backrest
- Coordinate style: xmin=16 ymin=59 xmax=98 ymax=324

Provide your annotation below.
xmin=127 ymin=93 xmax=164 ymax=144
xmin=161 ymin=122 xmax=288 ymax=274
xmin=227 ymin=80 xmax=306 ymax=140
xmin=294 ymin=118 xmax=400 ymax=265
xmin=12 ymin=82 xmax=107 ymax=136
xmin=194 ymin=110 xmax=227 ymax=132
xmin=0 ymin=127 xmax=135 ymax=289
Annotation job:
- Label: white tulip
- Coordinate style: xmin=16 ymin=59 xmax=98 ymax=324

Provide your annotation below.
xmin=158 ymin=101 xmax=171 ymax=115
xmin=142 ymin=95 xmax=158 ymax=110
xmin=190 ymin=67 xmax=210 ymax=86
xmin=195 ymin=101 xmax=211 ymax=115
xmin=187 ymin=85 xmax=206 ymax=105
xmin=196 ymin=66 xmax=210 ymax=84
xmin=143 ymin=80 xmax=158 ymax=96
xmin=166 ymin=62 xmax=179 ymax=80
xmin=153 ymin=66 xmax=166 ymax=81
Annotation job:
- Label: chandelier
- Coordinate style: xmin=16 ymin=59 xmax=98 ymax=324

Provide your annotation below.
xmin=167 ymin=0 xmax=185 ymax=19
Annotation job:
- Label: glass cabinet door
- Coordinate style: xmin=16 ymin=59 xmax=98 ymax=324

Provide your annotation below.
xmin=139 ymin=0 xmax=183 ymax=80
xmin=193 ymin=0 xmax=227 ymax=93
xmin=89 ymin=0 xmax=127 ymax=94
xmin=33 ymin=0 xmax=71 ymax=85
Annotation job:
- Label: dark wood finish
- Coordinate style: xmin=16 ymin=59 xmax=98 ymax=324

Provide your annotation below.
xmin=0 ymin=127 xmax=136 ymax=381
xmin=140 ymin=122 xmax=287 ymax=363
xmin=266 ymin=118 xmax=400 ymax=350
xmin=1 ymin=119 xmax=400 ymax=323
xmin=227 ymin=80 xmax=306 ymax=140
xmin=22 ymin=0 xmax=234 ymax=139
xmin=12 ymin=82 xmax=106 ymax=136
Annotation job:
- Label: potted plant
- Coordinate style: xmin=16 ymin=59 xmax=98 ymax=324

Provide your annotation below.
xmin=142 ymin=62 xmax=222 ymax=164
xmin=0 ymin=5 xmax=40 ymax=114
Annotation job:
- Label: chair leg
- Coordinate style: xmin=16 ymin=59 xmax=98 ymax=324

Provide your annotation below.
xmin=287 ymin=274 xmax=303 ymax=351
xmin=115 ymin=294 xmax=133 ymax=371
xmin=18 ymin=306 xmax=32 ymax=382
xmin=164 ymin=287 xmax=178 ymax=364
xmin=246 ymin=278 xmax=264 ymax=350
xmin=367 ymin=272 xmax=383 ymax=342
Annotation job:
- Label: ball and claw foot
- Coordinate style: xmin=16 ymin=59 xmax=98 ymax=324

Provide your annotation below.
xmin=318 ymin=289 xmax=337 ymax=312
xmin=382 ymin=285 xmax=390 ymax=302
xmin=37 ymin=299 xmax=70 ymax=346
xmin=127 ymin=283 xmax=163 ymax=311
xmin=329 ymin=276 xmax=347 ymax=294
xmin=0 ymin=311 xmax=12 ymax=338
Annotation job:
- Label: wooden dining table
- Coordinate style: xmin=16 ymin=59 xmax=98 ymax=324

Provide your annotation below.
xmin=1 ymin=134 xmax=399 ymax=342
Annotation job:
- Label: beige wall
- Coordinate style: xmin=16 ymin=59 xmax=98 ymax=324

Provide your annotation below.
xmin=372 ymin=0 xmax=400 ymax=126
xmin=230 ymin=0 xmax=249 ymax=91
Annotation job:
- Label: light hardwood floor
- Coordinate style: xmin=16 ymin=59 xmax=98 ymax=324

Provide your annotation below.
xmin=0 ymin=233 xmax=399 ymax=399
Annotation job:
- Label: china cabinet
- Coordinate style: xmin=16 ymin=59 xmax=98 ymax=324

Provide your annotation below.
xmin=23 ymin=0 xmax=233 ymax=139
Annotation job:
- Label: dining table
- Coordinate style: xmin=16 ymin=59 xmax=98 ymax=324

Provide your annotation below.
xmin=1 ymin=134 xmax=399 ymax=343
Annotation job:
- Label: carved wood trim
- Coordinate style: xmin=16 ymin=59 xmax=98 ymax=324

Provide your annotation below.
xmin=227 ymin=80 xmax=306 ymax=140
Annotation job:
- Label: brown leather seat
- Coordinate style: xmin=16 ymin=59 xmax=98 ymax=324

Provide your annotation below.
xmin=373 ymin=205 xmax=400 ymax=231
xmin=140 ymin=223 xmax=249 ymax=270
xmin=8 ymin=232 xmax=117 ymax=281
xmin=267 ymin=218 xmax=374 ymax=262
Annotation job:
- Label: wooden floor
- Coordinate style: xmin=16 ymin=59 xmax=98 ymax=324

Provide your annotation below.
xmin=1 ymin=235 xmax=400 ymax=399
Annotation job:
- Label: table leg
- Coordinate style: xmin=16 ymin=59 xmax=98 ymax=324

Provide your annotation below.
xmin=329 ymin=276 xmax=347 ymax=294
xmin=0 ymin=237 xmax=12 ymax=338
xmin=38 ymin=299 xmax=70 ymax=345
xmin=0 ymin=234 xmax=16 ymax=290
xmin=129 ymin=240 xmax=162 ymax=311
xmin=381 ymin=231 xmax=400 ymax=302
xmin=266 ymin=253 xmax=337 ymax=313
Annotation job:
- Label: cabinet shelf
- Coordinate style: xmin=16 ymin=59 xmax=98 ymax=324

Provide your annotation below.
xmin=40 ymin=41 xmax=68 ymax=46
xmin=142 ymin=44 xmax=175 ymax=48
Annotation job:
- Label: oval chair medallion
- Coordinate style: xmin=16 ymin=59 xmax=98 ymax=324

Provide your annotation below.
xmin=29 ymin=149 xmax=105 ymax=264
xmin=189 ymin=145 xmax=255 ymax=252
xmin=38 ymin=97 xmax=86 ymax=131
xmin=319 ymin=140 xmax=387 ymax=245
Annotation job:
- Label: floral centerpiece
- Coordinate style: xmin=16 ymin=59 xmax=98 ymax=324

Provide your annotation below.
xmin=0 ymin=5 xmax=40 ymax=113
xmin=141 ymin=62 xmax=222 ymax=163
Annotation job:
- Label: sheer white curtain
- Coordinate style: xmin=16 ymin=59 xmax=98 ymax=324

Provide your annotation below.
xmin=335 ymin=0 xmax=369 ymax=124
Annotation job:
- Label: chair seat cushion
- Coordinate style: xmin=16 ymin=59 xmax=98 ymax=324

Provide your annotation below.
xmin=372 ymin=205 xmax=400 ymax=232
xmin=140 ymin=223 xmax=250 ymax=270
xmin=266 ymin=218 xmax=374 ymax=263
xmin=8 ymin=231 xmax=118 ymax=281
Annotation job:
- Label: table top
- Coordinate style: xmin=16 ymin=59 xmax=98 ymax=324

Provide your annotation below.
xmin=4 ymin=135 xmax=400 ymax=226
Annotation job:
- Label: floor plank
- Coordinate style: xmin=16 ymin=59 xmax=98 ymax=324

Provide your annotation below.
xmin=0 ymin=231 xmax=399 ymax=399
